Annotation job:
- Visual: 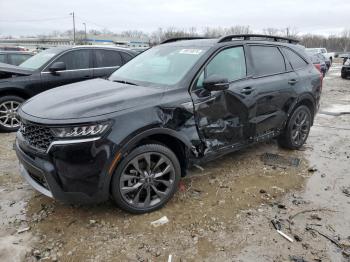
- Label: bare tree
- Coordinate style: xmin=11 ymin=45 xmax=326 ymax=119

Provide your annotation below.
xmin=339 ymin=29 xmax=350 ymax=52
xmin=263 ymin=28 xmax=281 ymax=36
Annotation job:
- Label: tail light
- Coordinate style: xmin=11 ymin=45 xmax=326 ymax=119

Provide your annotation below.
xmin=314 ymin=64 xmax=321 ymax=72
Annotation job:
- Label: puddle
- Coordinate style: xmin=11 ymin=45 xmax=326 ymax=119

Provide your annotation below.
xmin=319 ymin=104 xmax=350 ymax=116
xmin=24 ymin=141 xmax=308 ymax=261
xmin=261 ymin=152 xmax=301 ymax=167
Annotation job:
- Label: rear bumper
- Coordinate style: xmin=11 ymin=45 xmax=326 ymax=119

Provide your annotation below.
xmin=15 ymin=136 xmax=113 ymax=204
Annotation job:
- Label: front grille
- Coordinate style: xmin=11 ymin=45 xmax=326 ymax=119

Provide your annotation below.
xmin=20 ymin=122 xmax=54 ymax=152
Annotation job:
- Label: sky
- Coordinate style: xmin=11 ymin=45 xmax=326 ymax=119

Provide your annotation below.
xmin=0 ymin=0 xmax=349 ymax=37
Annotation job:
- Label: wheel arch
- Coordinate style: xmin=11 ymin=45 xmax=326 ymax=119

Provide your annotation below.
xmin=287 ymin=94 xmax=316 ymax=125
xmin=0 ymin=87 xmax=31 ymax=100
xmin=111 ymin=127 xmax=196 ymax=178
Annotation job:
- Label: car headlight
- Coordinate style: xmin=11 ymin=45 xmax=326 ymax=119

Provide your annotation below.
xmin=51 ymin=123 xmax=110 ymax=138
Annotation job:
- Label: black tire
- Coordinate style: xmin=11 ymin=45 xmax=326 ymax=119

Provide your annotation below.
xmin=0 ymin=95 xmax=24 ymax=132
xmin=341 ymin=73 xmax=347 ymax=79
xmin=278 ymin=105 xmax=312 ymax=150
xmin=111 ymin=144 xmax=181 ymax=214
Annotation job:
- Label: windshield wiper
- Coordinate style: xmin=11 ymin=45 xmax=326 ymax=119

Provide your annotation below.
xmin=112 ymin=79 xmax=138 ymax=86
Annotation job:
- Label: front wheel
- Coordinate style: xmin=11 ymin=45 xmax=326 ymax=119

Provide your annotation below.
xmin=0 ymin=95 xmax=24 ymax=132
xmin=111 ymin=144 xmax=181 ymax=214
xmin=278 ymin=105 xmax=312 ymax=149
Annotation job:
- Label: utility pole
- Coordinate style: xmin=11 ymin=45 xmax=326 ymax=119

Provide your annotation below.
xmin=70 ymin=12 xmax=76 ymax=45
xmin=286 ymin=27 xmax=290 ymax=37
xmin=83 ymin=23 xmax=87 ymax=44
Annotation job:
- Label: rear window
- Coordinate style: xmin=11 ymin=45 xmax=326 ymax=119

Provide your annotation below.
xmin=120 ymin=52 xmax=133 ymax=63
xmin=283 ymin=48 xmax=308 ymax=70
xmin=250 ymin=46 xmax=286 ymax=76
xmin=95 ymin=50 xmax=123 ymax=68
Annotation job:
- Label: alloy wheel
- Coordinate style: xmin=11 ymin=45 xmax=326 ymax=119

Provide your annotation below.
xmin=119 ymin=152 xmax=176 ymax=209
xmin=291 ymin=109 xmax=310 ymax=146
xmin=0 ymin=100 xmax=21 ymax=128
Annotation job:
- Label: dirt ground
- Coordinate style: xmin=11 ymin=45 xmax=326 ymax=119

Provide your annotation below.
xmin=0 ymin=62 xmax=349 ymax=262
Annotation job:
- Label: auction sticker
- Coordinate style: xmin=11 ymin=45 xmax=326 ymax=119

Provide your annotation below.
xmin=179 ymin=49 xmax=203 ymax=55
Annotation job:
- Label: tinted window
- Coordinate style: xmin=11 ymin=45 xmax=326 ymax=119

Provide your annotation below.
xmin=0 ymin=54 xmax=6 ymax=63
xmin=196 ymin=46 xmax=246 ymax=89
xmin=283 ymin=48 xmax=308 ymax=70
xmin=207 ymin=47 xmax=246 ymax=81
xmin=9 ymin=54 xmax=31 ymax=66
xmin=95 ymin=50 xmax=122 ymax=68
xmin=120 ymin=52 xmax=133 ymax=63
xmin=250 ymin=46 xmax=286 ymax=76
xmin=55 ymin=50 xmax=90 ymax=70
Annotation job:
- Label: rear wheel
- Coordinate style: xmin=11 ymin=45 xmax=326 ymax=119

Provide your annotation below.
xmin=111 ymin=144 xmax=181 ymax=214
xmin=278 ymin=105 xmax=312 ymax=149
xmin=0 ymin=96 xmax=24 ymax=132
xmin=341 ymin=72 xmax=347 ymax=79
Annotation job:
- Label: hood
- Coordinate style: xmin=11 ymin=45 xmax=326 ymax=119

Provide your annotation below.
xmin=0 ymin=62 xmax=34 ymax=76
xmin=19 ymin=78 xmax=164 ymax=122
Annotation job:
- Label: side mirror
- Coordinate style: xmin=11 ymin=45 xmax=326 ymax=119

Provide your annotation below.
xmin=203 ymin=75 xmax=229 ymax=92
xmin=49 ymin=62 xmax=66 ymax=73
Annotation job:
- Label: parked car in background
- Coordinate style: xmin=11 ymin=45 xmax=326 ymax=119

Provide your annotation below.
xmin=15 ymin=35 xmax=322 ymax=214
xmin=339 ymin=53 xmax=350 ymax=65
xmin=307 ymin=52 xmax=327 ymax=77
xmin=341 ymin=58 xmax=350 ymax=79
xmin=306 ymin=48 xmax=331 ymax=69
xmin=0 ymin=46 xmax=137 ymax=132
xmin=0 ymin=46 xmax=29 ymax=51
xmin=306 ymin=48 xmax=334 ymax=67
xmin=0 ymin=51 xmax=34 ymax=66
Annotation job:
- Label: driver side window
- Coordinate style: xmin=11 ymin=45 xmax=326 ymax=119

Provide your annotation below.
xmin=195 ymin=46 xmax=246 ymax=89
xmin=54 ymin=50 xmax=90 ymax=70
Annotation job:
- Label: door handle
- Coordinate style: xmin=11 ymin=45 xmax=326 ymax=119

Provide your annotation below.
xmin=83 ymin=75 xmax=90 ymax=78
xmin=288 ymin=79 xmax=298 ymax=85
xmin=240 ymin=87 xmax=254 ymax=95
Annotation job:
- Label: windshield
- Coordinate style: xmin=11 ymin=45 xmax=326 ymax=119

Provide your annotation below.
xmin=19 ymin=48 xmax=62 ymax=70
xmin=109 ymin=45 xmax=209 ymax=86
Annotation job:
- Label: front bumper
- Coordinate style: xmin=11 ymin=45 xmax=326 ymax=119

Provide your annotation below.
xmin=342 ymin=66 xmax=350 ymax=76
xmin=15 ymin=133 xmax=115 ymax=204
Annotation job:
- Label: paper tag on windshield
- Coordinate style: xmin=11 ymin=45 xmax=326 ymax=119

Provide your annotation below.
xmin=179 ymin=49 xmax=203 ymax=55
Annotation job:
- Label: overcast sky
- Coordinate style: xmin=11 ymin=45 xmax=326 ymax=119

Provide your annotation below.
xmin=0 ymin=0 xmax=349 ymax=37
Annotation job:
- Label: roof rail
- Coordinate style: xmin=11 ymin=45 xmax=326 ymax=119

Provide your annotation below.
xmin=218 ymin=34 xmax=299 ymax=44
xmin=161 ymin=37 xmax=209 ymax=44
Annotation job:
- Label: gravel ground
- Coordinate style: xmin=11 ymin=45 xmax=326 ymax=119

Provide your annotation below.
xmin=0 ymin=62 xmax=349 ymax=262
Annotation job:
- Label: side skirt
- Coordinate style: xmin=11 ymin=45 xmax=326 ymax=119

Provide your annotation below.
xmin=191 ymin=129 xmax=282 ymax=166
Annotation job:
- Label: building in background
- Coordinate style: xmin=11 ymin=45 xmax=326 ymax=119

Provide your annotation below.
xmin=0 ymin=35 xmax=150 ymax=52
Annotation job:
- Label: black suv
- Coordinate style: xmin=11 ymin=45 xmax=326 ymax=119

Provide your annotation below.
xmin=15 ymin=35 xmax=322 ymax=214
xmin=0 ymin=46 xmax=136 ymax=131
